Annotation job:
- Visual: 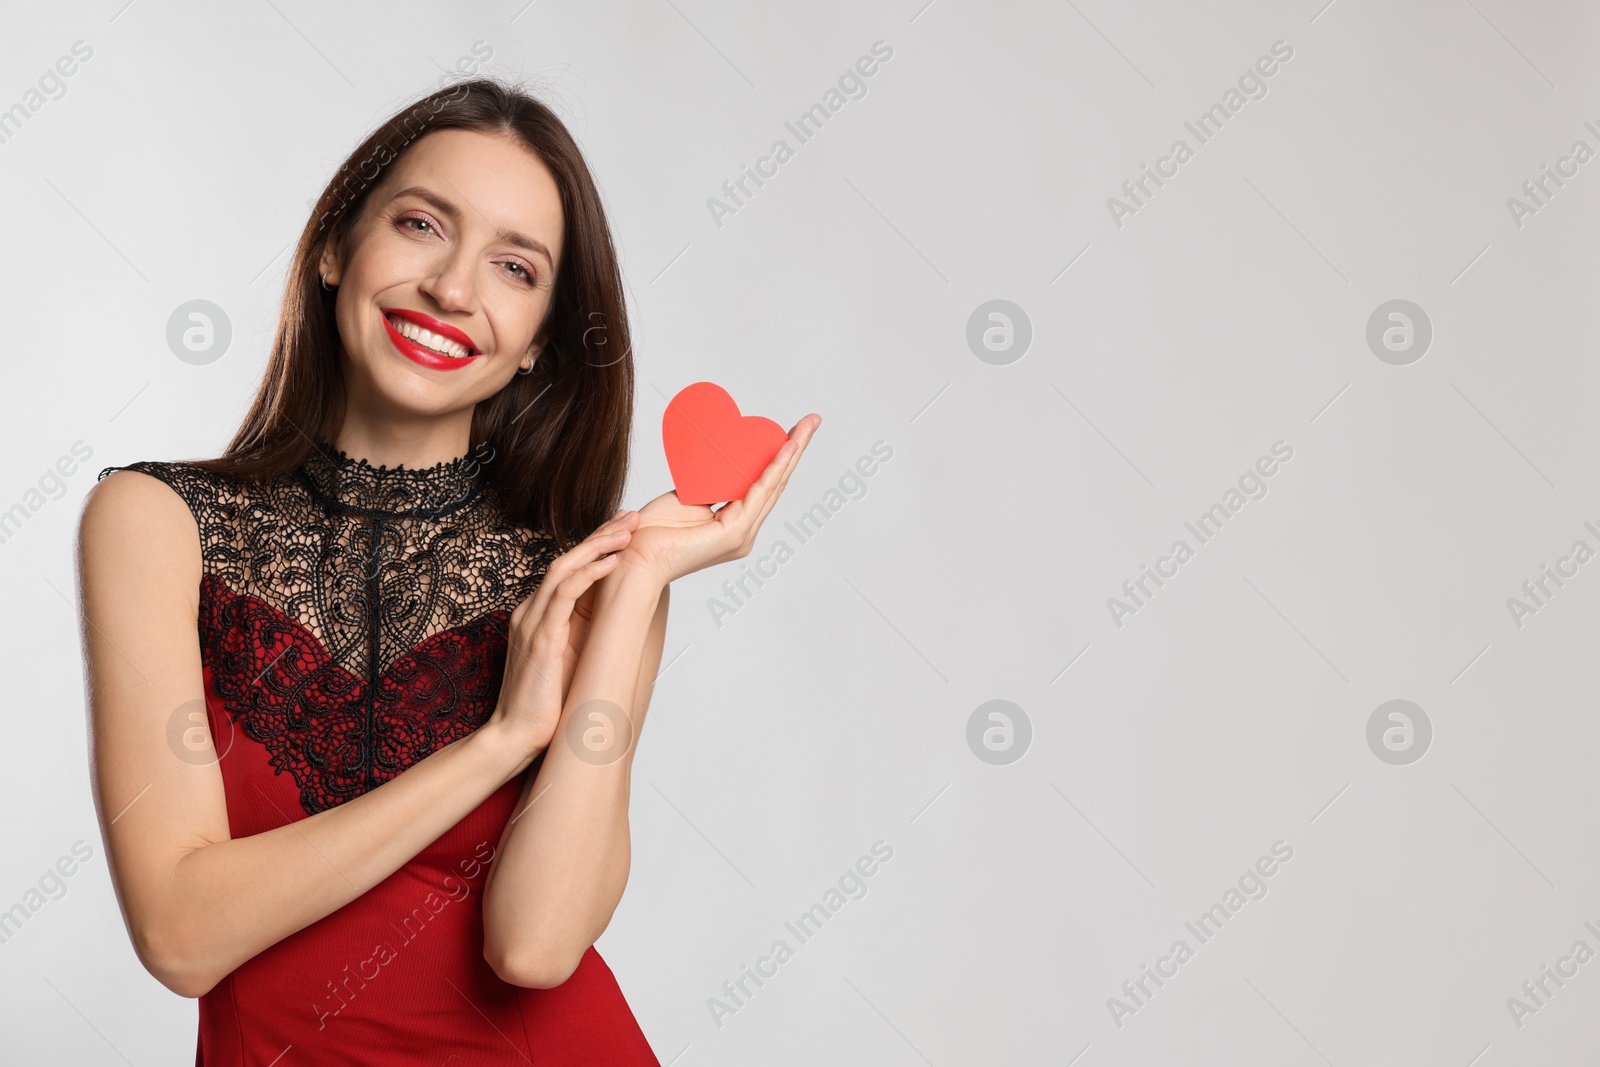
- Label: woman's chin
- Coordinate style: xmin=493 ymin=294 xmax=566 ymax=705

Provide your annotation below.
xmin=345 ymin=357 xmax=480 ymax=414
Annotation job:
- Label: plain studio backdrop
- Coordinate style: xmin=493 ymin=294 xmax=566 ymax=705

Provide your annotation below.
xmin=3 ymin=0 xmax=1599 ymax=1063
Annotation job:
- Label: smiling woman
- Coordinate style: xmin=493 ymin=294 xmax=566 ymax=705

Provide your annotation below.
xmin=77 ymin=74 xmax=818 ymax=1067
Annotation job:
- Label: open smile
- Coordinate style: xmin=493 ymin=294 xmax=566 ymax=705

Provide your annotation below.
xmin=380 ymin=307 xmax=481 ymax=370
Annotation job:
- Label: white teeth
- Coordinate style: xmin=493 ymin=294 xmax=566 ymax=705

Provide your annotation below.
xmin=387 ymin=315 xmax=473 ymax=359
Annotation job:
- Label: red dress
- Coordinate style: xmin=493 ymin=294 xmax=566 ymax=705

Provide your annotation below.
xmin=99 ymin=445 xmax=660 ymax=1066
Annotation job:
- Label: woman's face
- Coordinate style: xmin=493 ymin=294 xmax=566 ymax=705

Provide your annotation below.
xmin=319 ymin=127 xmax=564 ymax=418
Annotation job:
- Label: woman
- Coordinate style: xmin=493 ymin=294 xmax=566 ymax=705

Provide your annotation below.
xmin=76 ymin=77 xmax=819 ymax=1064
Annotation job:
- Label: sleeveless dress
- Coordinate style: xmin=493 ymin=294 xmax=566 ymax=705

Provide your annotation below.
xmin=97 ymin=445 xmax=661 ymax=1067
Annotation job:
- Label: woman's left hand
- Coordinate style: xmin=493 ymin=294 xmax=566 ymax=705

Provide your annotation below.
xmin=617 ymin=414 xmax=821 ymax=588
xmin=490 ymin=508 xmax=639 ymax=755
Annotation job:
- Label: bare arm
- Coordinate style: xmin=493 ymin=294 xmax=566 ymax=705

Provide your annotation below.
xmin=481 ymin=563 xmax=668 ymax=987
xmin=78 ymin=471 xmax=606 ymax=998
xmin=478 ymin=412 xmax=820 ymax=987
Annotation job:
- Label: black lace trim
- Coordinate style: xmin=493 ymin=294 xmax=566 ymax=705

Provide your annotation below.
xmin=201 ymin=575 xmax=512 ymax=813
xmin=295 ymin=442 xmax=487 ymax=518
xmin=96 ymin=446 xmax=559 ymax=814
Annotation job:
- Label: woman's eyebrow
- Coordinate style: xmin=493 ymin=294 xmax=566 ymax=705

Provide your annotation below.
xmin=392 ymin=185 xmax=554 ymax=266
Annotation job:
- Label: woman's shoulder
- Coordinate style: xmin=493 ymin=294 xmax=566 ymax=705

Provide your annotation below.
xmin=89 ymin=459 xmax=271 ymax=546
xmin=94 ymin=459 xmax=236 ymax=515
xmin=79 ymin=463 xmax=212 ymax=583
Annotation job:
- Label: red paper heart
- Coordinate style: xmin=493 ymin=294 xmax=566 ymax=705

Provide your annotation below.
xmin=662 ymin=382 xmax=786 ymax=505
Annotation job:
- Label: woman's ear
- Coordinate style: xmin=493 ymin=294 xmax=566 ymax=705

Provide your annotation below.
xmin=318 ymin=243 xmax=341 ymax=288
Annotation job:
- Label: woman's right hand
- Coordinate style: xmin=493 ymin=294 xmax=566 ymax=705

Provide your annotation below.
xmin=616 ymin=414 xmax=821 ymax=588
xmin=487 ymin=508 xmax=642 ymax=760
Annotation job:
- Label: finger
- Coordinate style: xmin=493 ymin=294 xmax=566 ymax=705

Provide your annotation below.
xmin=728 ymin=430 xmax=804 ymax=514
xmin=539 ymin=528 xmax=632 ymax=599
xmin=521 ymin=556 xmax=614 ymax=671
xmin=530 ymin=554 xmax=623 ymax=652
xmin=568 ymin=516 xmax=638 ymax=563
xmin=764 ymin=417 xmax=819 ymax=488
xmin=586 ymin=508 xmax=636 ymax=535
xmin=523 ymin=526 xmax=633 ymax=623
xmin=547 ymin=553 xmax=623 ymax=614
xmin=591 ymin=509 xmax=637 ymax=537
xmin=709 ymin=432 xmax=799 ymax=535
xmin=743 ymin=457 xmax=796 ymax=538
xmin=509 ymin=529 xmax=622 ymax=679
xmin=730 ymin=419 xmax=815 ymax=532
xmin=709 ymin=415 xmax=819 ymax=532
xmin=765 ymin=420 xmax=817 ymax=498
xmin=532 ymin=553 xmax=612 ymax=640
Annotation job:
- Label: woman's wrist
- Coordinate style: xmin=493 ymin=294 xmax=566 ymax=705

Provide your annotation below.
xmin=472 ymin=714 xmax=546 ymax=785
xmin=608 ymin=550 xmax=672 ymax=595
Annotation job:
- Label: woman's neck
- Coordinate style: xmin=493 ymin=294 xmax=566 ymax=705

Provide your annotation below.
xmin=329 ymin=417 xmax=474 ymax=470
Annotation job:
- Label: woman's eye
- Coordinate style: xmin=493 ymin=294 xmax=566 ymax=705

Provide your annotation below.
xmin=502 ymin=262 xmax=536 ymax=285
xmin=396 ymin=214 xmax=535 ymax=285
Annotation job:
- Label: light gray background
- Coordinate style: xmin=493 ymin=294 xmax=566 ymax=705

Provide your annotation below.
xmin=2 ymin=0 xmax=1596 ymax=1063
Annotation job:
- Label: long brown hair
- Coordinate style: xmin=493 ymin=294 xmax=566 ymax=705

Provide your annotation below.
xmin=191 ymin=76 xmax=632 ymax=551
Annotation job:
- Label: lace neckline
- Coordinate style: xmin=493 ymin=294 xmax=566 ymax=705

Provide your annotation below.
xmin=295 ymin=441 xmax=486 ymax=518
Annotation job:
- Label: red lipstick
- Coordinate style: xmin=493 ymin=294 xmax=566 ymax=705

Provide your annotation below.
xmin=380 ymin=307 xmax=481 ymax=371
